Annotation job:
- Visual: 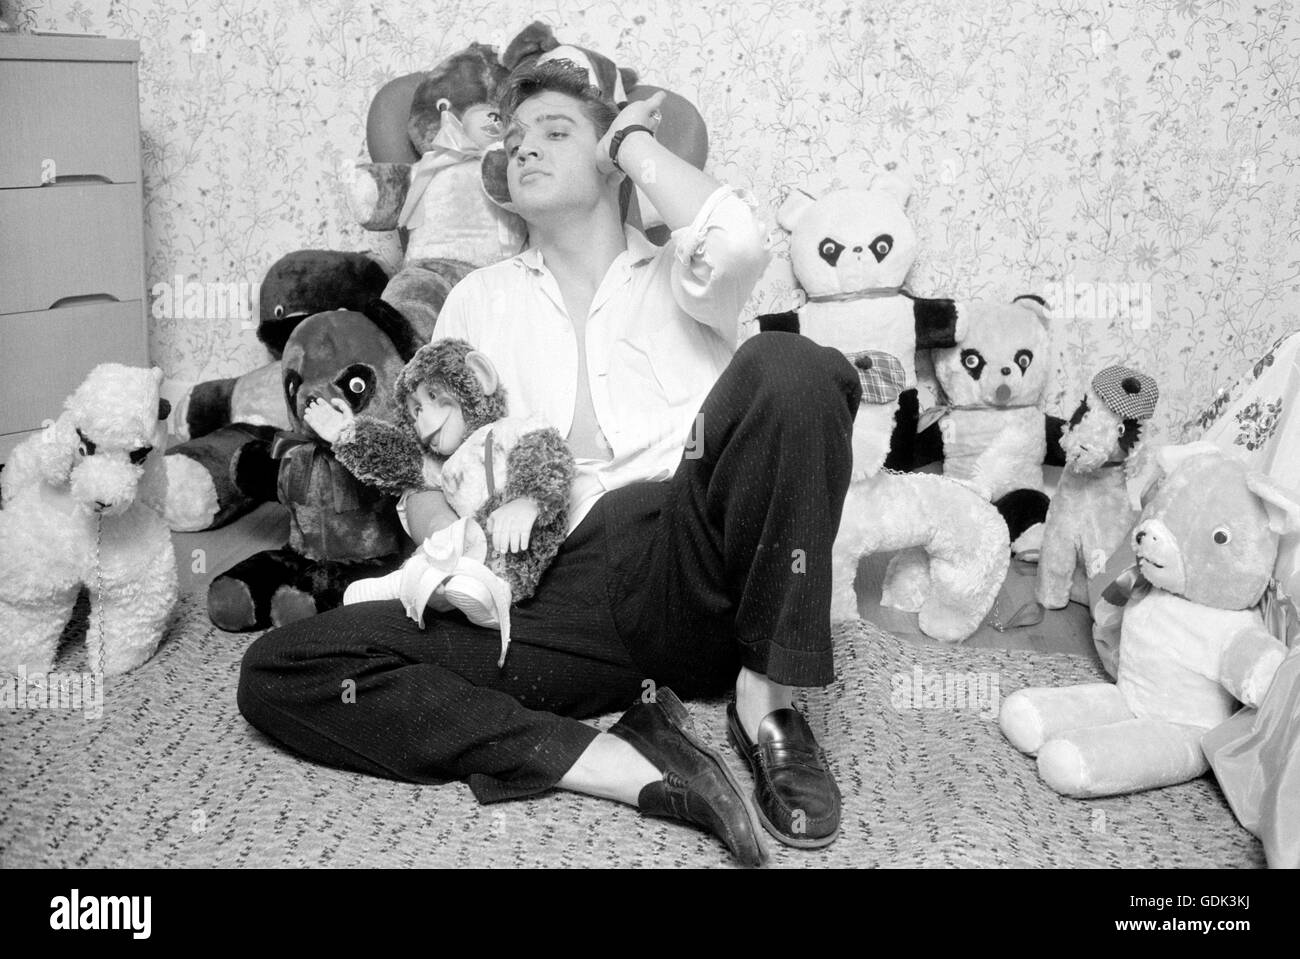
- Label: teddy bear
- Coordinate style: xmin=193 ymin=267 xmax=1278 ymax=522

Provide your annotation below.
xmin=921 ymin=295 xmax=1069 ymax=548
xmin=1035 ymin=365 xmax=1159 ymax=610
xmin=321 ymin=338 xmax=575 ymax=667
xmin=204 ymin=300 xmax=423 ymax=632
xmin=163 ymin=250 xmax=392 ymax=532
xmin=758 ymin=172 xmax=967 ymax=467
xmin=1001 ymin=442 xmax=1298 ymax=797
xmin=346 ymin=42 xmax=525 ymax=336
xmin=0 ymin=364 xmax=178 ymax=676
xmin=757 ymin=173 xmax=1006 ymax=641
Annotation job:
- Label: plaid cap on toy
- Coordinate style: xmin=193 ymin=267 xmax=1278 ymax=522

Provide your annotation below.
xmin=1092 ymin=365 xmax=1159 ymax=421
xmin=846 ymin=350 xmax=906 ymax=405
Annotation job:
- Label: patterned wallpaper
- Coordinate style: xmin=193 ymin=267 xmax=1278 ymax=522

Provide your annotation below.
xmin=16 ymin=0 xmax=1300 ymax=439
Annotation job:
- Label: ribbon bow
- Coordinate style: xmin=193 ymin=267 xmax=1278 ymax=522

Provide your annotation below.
xmin=916 ymin=401 xmax=1040 ymax=434
xmin=270 ymin=430 xmax=361 ymax=513
xmin=398 ymin=110 xmax=491 ymax=231
xmin=1102 ymin=565 xmax=1300 ymax=648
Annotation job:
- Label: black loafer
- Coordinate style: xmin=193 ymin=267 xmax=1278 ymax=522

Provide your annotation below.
xmin=727 ymin=703 xmax=841 ymax=848
xmin=609 ymin=688 xmax=767 ymax=867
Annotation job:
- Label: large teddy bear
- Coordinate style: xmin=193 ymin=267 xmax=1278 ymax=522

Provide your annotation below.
xmin=759 ymin=174 xmax=1008 ymax=641
xmin=1001 ymin=443 xmax=1298 ymax=797
xmin=760 ymin=172 xmax=966 ymax=468
xmin=205 ymin=301 xmax=423 ymax=632
xmin=163 ymin=250 xmax=391 ymax=532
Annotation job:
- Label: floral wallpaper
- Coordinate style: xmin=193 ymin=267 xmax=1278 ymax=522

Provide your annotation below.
xmin=14 ymin=0 xmax=1300 ymax=440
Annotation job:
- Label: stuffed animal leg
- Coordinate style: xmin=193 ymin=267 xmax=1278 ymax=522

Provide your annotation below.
xmin=999 ymin=683 xmax=1132 ymax=753
xmin=0 ymin=589 xmax=80 ymax=676
xmin=91 ymin=525 xmax=178 ymax=675
xmin=880 ymin=547 xmax=929 ymax=613
xmin=1000 ymin=684 xmax=1206 ymax=796
xmin=1038 ymin=719 xmax=1208 ymax=798
xmin=1034 ymin=521 xmax=1086 ymax=610
xmin=835 ymin=471 xmax=1009 ymax=641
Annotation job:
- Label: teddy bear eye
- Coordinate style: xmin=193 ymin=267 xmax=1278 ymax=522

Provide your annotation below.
xmin=870 ymin=234 xmax=893 ymax=262
xmin=76 ymin=428 xmax=96 ymax=457
xmin=273 ymin=305 xmax=285 ymax=319
xmin=1015 ymin=349 xmax=1033 ymax=371
xmin=436 ymin=97 xmax=452 ymax=113
xmin=818 ymin=238 xmax=845 ymax=267
xmin=348 ymin=377 xmax=366 ymax=394
xmin=1212 ymin=526 xmax=1231 ymax=545
xmin=128 ymin=446 xmax=153 ymax=466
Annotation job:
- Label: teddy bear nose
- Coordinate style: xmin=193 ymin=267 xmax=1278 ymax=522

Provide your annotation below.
xmin=852 ymin=246 xmax=863 ymax=253
xmin=1001 ymin=366 xmax=1012 ymax=376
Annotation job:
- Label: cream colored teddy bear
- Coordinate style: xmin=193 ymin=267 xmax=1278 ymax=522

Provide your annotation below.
xmin=1001 ymin=442 xmax=1298 ymax=797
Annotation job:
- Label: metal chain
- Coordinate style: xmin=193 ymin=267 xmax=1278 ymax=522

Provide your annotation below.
xmin=93 ymin=512 xmax=106 ymax=682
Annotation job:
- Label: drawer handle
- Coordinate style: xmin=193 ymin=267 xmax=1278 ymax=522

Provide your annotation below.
xmin=49 ymin=294 xmax=123 ymax=310
xmin=42 ymin=174 xmax=117 ymax=186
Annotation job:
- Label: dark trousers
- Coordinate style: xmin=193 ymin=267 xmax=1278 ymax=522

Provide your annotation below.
xmin=237 ymin=333 xmax=860 ymax=802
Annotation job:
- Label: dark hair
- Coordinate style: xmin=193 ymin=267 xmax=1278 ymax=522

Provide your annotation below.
xmin=498 ymin=59 xmax=619 ymax=137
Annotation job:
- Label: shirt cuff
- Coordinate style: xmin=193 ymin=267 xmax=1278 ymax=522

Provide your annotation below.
xmin=669 ymin=184 xmax=738 ymax=267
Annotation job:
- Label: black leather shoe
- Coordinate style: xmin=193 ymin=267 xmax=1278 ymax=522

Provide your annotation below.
xmin=727 ymin=703 xmax=841 ymax=848
xmin=609 ymin=688 xmax=767 ymax=867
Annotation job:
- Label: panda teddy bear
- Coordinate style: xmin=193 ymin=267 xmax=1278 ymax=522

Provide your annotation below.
xmin=922 ymin=294 xmax=1069 ymax=549
xmin=759 ymin=170 xmax=965 ymax=458
xmin=759 ymin=171 xmax=1010 ymax=642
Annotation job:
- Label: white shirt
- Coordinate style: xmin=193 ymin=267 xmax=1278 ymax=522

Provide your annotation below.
xmin=435 ymin=185 xmax=771 ymax=533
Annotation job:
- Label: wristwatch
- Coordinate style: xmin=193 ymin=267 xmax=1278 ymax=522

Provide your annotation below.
xmin=609 ymin=124 xmax=655 ymax=172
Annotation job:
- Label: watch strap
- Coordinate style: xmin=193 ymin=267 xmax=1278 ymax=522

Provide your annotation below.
xmin=609 ymin=124 xmax=655 ymax=172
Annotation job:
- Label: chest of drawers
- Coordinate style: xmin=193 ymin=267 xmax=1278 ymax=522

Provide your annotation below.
xmin=0 ymin=34 xmax=149 ymax=462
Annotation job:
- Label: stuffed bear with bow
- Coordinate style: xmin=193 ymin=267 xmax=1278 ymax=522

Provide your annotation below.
xmin=1001 ymin=443 xmax=1299 ymax=797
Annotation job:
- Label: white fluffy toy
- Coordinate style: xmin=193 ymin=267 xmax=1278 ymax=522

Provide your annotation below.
xmin=0 ymin=364 xmax=178 ymax=676
xmin=760 ymin=172 xmax=1009 ymax=641
xmin=1002 ymin=443 xmax=1298 ymax=797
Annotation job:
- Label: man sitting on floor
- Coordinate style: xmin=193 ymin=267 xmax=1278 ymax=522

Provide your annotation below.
xmin=238 ymin=59 xmax=861 ymax=865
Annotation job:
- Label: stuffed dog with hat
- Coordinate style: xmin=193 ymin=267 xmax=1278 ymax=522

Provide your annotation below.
xmin=1036 ymin=365 xmax=1159 ymax=609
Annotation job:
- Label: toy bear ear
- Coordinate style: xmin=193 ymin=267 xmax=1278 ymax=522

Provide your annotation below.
xmin=776 ymin=189 xmax=816 ymax=232
xmin=481 ymin=147 xmax=516 ymax=212
xmin=1246 ymin=472 xmax=1300 ymax=536
xmin=503 ymin=20 xmax=558 ymax=71
xmin=1012 ymin=294 xmax=1052 ymax=327
xmin=1155 ymin=440 xmax=1222 ymax=477
xmin=870 ymin=168 xmax=914 ymax=206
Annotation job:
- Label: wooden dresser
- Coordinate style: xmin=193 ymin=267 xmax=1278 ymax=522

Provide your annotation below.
xmin=0 ymin=34 xmax=149 ymax=462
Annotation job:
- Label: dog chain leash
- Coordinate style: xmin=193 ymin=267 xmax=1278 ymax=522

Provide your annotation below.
xmin=93 ymin=512 xmax=106 ymax=682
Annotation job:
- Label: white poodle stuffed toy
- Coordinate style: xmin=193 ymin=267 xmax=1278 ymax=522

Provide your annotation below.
xmin=0 ymin=364 xmax=178 ymax=676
